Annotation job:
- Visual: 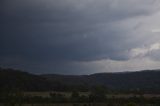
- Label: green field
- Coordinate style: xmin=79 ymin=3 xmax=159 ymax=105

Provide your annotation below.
xmin=0 ymin=103 xmax=158 ymax=106
xmin=1 ymin=91 xmax=160 ymax=106
xmin=23 ymin=91 xmax=160 ymax=98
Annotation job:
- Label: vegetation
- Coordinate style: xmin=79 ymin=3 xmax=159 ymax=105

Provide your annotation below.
xmin=1 ymin=67 xmax=160 ymax=105
xmin=1 ymin=91 xmax=160 ymax=105
xmin=1 ymin=68 xmax=160 ymax=94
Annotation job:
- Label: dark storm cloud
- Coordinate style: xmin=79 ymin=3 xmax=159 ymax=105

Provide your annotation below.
xmin=1 ymin=0 xmax=160 ymax=74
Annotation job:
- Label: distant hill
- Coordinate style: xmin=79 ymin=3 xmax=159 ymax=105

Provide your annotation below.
xmin=1 ymin=67 xmax=160 ymax=93
xmin=42 ymin=70 xmax=160 ymax=93
xmin=0 ymin=68 xmax=53 ymax=91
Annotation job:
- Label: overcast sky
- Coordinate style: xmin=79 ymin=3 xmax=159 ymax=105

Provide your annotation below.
xmin=1 ymin=0 xmax=160 ymax=74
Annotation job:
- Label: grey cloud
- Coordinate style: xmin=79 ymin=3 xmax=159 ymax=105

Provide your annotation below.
xmin=1 ymin=0 xmax=160 ymax=73
xmin=148 ymin=50 xmax=160 ymax=61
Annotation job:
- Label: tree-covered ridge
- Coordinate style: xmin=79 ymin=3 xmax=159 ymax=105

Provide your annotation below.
xmin=1 ymin=67 xmax=160 ymax=93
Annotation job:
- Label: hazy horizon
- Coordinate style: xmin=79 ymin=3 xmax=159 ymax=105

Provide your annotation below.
xmin=1 ymin=0 xmax=160 ymax=74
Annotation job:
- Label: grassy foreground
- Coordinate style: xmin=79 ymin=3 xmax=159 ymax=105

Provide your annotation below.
xmin=1 ymin=91 xmax=160 ymax=106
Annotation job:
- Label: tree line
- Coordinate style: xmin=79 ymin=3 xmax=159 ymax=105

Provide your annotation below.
xmin=1 ymin=87 xmax=160 ymax=106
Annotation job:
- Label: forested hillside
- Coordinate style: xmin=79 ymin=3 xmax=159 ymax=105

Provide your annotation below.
xmin=1 ymin=67 xmax=160 ymax=93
